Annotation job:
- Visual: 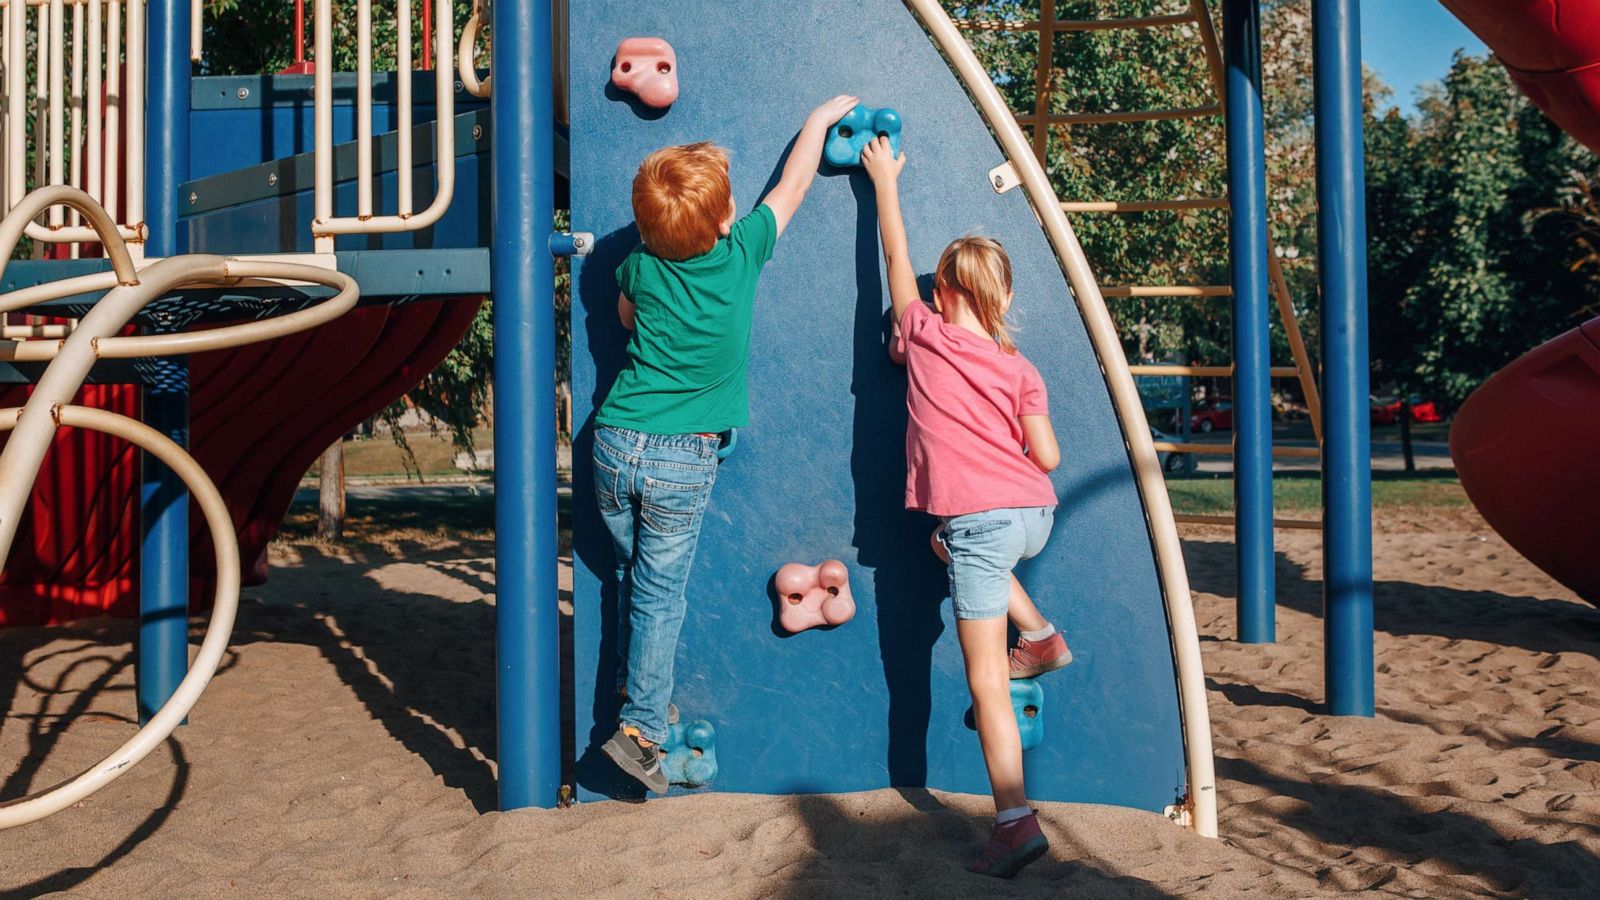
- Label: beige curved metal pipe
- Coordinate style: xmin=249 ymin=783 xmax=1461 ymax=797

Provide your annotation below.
xmin=0 ymin=188 xmax=361 ymax=829
xmin=458 ymin=6 xmax=490 ymax=98
xmin=95 ymin=260 xmax=359 ymax=357
xmin=904 ymin=0 xmax=1218 ymax=837
xmin=0 ymin=185 xmax=139 ymax=285
xmin=0 ymin=404 xmax=239 ymax=829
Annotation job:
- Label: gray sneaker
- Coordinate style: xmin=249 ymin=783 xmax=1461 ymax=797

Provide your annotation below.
xmin=602 ymin=725 xmax=670 ymax=793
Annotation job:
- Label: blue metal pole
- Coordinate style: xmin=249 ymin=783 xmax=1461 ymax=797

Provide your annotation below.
xmin=138 ymin=0 xmax=192 ymax=724
xmin=1313 ymin=0 xmax=1374 ymax=716
xmin=1224 ymin=0 xmax=1275 ymax=643
xmin=493 ymin=0 xmax=561 ymax=807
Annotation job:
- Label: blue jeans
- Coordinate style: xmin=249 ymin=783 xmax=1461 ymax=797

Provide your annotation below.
xmin=937 ymin=506 xmax=1055 ymax=620
xmin=593 ymin=425 xmax=720 ymax=744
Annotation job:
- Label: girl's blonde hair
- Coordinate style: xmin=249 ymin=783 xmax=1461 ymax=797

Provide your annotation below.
xmin=934 ymin=236 xmax=1016 ymax=353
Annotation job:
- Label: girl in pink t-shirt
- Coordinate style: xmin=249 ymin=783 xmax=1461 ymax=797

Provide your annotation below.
xmin=862 ymin=137 xmax=1072 ymax=879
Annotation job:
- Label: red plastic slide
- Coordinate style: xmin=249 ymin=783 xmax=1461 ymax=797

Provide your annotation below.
xmin=1450 ymin=318 xmax=1600 ymax=604
xmin=1440 ymin=1 xmax=1600 ymax=604
xmin=0 ymin=300 xmax=481 ymax=626
xmin=1439 ymin=0 xmax=1600 ymax=154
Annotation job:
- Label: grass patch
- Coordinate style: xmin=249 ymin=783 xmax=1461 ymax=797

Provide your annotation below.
xmin=1165 ymin=470 xmax=1469 ymax=515
xmin=302 ymin=427 xmax=495 ymax=482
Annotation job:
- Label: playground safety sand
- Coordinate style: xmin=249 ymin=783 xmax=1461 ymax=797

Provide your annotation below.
xmin=1 ymin=509 xmax=1597 ymax=897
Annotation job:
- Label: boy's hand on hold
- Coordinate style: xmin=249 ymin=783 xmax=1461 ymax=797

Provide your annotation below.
xmin=808 ymin=94 xmax=859 ymax=130
xmin=861 ymin=136 xmax=906 ymax=184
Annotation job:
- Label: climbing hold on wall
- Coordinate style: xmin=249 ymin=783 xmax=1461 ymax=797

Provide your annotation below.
xmin=611 ymin=37 xmax=679 ymax=109
xmin=659 ymin=719 xmax=718 ymax=787
xmin=774 ymin=560 xmax=855 ymax=633
xmin=823 ymin=104 xmax=902 ymax=168
xmin=1013 ymin=679 xmax=1044 ymax=751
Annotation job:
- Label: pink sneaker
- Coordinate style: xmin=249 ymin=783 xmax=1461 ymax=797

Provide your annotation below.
xmin=1009 ymin=631 xmax=1072 ymax=679
xmin=967 ymin=812 xmax=1049 ymax=878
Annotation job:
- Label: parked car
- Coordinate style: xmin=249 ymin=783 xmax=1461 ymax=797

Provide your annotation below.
xmin=1370 ymin=394 xmax=1443 ymax=425
xmin=1151 ymin=427 xmax=1190 ymax=475
xmin=1190 ymin=398 xmax=1233 ymax=433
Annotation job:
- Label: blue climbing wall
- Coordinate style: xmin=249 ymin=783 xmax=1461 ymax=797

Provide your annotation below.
xmin=570 ymin=0 xmax=1187 ymax=811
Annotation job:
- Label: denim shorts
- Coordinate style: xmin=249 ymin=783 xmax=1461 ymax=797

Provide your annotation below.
xmin=937 ymin=506 xmax=1055 ymax=620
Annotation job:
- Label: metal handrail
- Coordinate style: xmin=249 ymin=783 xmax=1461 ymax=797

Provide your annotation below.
xmin=313 ymin=0 xmax=455 ymax=251
xmin=3 ymin=0 xmax=146 ymax=248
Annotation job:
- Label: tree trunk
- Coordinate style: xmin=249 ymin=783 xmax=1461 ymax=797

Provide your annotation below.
xmin=318 ymin=441 xmax=346 ymax=541
xmin=1399 ymin=398 xmax=1416 ymax=473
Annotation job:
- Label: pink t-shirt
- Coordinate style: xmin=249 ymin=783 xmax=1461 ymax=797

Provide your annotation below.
xmin=896 ymin=300 xmax=1058 ymax=516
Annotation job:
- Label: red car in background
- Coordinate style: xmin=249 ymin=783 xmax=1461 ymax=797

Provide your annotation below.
xmin=1190 ymin=398 xmax=1233 ymax=433
xmin=1371 ymin=394 xmax=1443 ymax=425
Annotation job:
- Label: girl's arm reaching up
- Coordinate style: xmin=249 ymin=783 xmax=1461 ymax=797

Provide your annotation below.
xmin=860 ymin=137 xmax=918 ymax=323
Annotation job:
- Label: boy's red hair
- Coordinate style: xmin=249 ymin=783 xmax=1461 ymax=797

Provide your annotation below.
xmin=632 ymin=142 xmax=732 ymax=261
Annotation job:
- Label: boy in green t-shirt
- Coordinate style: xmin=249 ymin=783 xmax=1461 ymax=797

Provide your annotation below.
xmin=596 ymin=95 xmax=858 ymax=793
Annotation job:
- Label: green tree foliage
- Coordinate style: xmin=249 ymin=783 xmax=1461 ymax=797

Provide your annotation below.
xmin=1371 ymin=54 xmax=1593 ymax=407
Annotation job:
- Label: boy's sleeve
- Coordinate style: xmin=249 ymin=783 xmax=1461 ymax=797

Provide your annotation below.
xmin=1019 ymin=361 xmax=1050 ymax=416
xmin=731 ymin=204 xmax=779 ymax=268
xmin=616 ymin=247 xmax=642 ymax=298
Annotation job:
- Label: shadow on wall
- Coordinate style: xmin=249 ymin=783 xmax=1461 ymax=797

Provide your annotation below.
xmin=846 ymin=172 xmax=945 ymax=788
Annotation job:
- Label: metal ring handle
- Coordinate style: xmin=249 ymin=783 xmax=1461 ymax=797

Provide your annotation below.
xmin=0 ymin=405 xmax=239 ymax=829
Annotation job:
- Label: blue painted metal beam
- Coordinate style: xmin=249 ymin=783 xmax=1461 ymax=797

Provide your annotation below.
xmin=140 ymin=0 xmax=192 ymax=724
xmin=492 ymin=0 xmax=561 ymax=808
xmin=1313 ymin=0 xmax=1374 ymax=716
xmin=1225 ymin=0 xmax=1275 ymax=643
xmin=1 ymin=248 xmax=490 ymax=317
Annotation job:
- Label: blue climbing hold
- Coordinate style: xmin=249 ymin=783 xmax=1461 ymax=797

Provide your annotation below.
xmin=659 ymin=719 xmax=718 ymax=787
xmin=1013 ymin=679 xmax=1044 ymax=752
xmin=824 ymin=104 xmax=902 ymax=168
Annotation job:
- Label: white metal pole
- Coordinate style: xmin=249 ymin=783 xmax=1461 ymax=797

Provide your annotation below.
xmin=355 ymin=0 xmax=371 ymax=217
xmin=68 ymin=0 xmax=82 ymax=243
xmin=123 ymin=0 xmax=142 ymax=230
xmin=86 ymin=0 xmax=100 ymax=211
xmin=396 ymin=0 xmax=411 ymax=215
xmin=48 ymin=0 xmax=64 ymax=227
xmin=104 ymin=0 xmax=120 ymax=222
xmin=312 ymin=0 xmax=330 ymax=251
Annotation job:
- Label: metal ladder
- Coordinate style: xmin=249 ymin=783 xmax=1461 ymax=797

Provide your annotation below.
xmin=953 ymin=0 xmax=1323 ymax=530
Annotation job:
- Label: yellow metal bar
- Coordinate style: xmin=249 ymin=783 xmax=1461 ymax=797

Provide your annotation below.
xmin=951 ymin=17 xmax=1037 ymax=32
xmin=1190 ymin=0 xmax=1225 ymax=102
xmin=1062 ymin=197 xmax=1228 ymax=212
xmin=1055 ymin=13 xmax=1195 ymax=31
xmin=1173 ymin=513 xmax=1321 ymax=531
xmin=1129 ymin=364 xmax=1298 ymax=378
xmin=1048 ymin=104 xmax=1220 ymax=125
xmin=1270 ymin=256 xmax=1322 ymax=442
xmin=1153 ymin=441 xmax=1320 ymax=458
xmin=1029 ymin=0 xmax=1055 ymax=163
xmin=1103 ymin=285 xmax=1231 ymax=298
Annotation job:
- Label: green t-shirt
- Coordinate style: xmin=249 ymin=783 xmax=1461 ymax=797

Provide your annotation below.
xmin=597 ymin=204 xmax=778 ymax=434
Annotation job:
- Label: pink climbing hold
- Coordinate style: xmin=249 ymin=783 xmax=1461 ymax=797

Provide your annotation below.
xmin=774 ymin=560 xmax=855 ymax=633
xmin=611 ymin=37 xmax=679 ymax=109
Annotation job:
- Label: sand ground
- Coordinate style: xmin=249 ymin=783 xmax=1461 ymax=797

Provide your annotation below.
xmin=0 ymin=508 xmax=1597 ymax=898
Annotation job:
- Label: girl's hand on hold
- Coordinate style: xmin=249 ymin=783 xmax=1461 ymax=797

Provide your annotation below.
xmin=861 ymin=136 xmax=906 ymax=184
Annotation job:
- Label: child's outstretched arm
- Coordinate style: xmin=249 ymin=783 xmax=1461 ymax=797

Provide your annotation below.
xmin=761 ymin=95 xmax=858 ymax=237
xmin=860 ymin=137 xmax=917 ymax=323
